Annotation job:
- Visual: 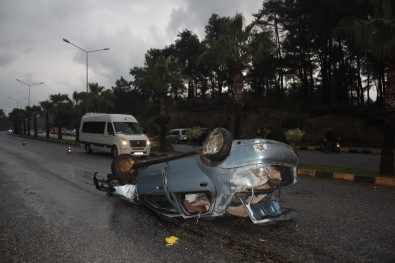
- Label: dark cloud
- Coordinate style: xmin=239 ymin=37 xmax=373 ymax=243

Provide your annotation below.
xmin=0 ymin=0 xmax=262 ymax=114
xmin=167 ymin=0 xmax=261 ymax=40
xmin=0 ymin=54 xmax=15 ymax=67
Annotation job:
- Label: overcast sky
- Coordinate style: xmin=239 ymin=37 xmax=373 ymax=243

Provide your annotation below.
xmin=0 ymin=0 xmax=262 ymax=115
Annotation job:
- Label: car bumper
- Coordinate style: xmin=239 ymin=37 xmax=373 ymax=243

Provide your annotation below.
xmin=240 ymin=195 xmax=296 ymax=224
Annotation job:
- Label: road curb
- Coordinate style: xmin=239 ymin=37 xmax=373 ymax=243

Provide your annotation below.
xmin=298 ymin=146 xmax=383 ymax=155
xmin=12 ymin=134 xmax=80 ymax=146
xmin=298 ymin=169 xmax=395 ymax=187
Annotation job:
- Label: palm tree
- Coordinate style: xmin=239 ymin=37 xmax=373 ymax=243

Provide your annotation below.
xmin=8 ymin=108 xmax=26 ymax=135
xmin=49 ymin=93 xmax=72 ymax=140
xmin=152 ymin=56 xmax=184 ymax=152
xmin=87 ymin=82 xmax=114 ymax=113
xmin=30 ymin=105 xmax=41 ymax=137
xmin=40 ymin=100 xmax=53 ymax=138
xmin=204 ymin=13 xmax=273 ymax=138
xmin=72 ymin=91 xmax=85 ymax=142
xmin=25 ymin=106 xmax=32 ymax=136
xmin=338 ymin=0 xmax=395 ymax=175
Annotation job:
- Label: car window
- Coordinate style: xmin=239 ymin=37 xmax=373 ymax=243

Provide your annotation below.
xmin=107 ymin=122 xmax=115 ymax=135
xmin=113 ymin=122 xmax=142 ymax=135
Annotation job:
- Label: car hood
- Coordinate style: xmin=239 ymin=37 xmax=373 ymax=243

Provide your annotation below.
xmin=117 ymin=134 xmax=148 ymax=140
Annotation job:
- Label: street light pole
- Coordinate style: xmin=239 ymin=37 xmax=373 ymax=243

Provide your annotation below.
xmin=8 ymin=96 xmax=27 ymax=109
xmin=63 ymin=38 xmax=109 ymax=94
xmin=15 ymin=79 xmax=43 ymax=136
xmin=16 ymin=79 xmax=44 ymax=107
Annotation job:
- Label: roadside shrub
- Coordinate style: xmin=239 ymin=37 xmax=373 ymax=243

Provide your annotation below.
xmin=284 ymin=128 xmax=306 ymax=151
xmin=186 ymin=126 xmax=202 ymax=141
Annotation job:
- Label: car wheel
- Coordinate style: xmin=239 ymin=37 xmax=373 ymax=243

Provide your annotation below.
xmin=111 ymin=146 xmax=118 ymax=158
xmin=202 ymin=127 xmax=233 ymax=162
xmin=85 ymin=144 xmax=92 ymax=154
xmin=111 ymin=154 xmax=138 ymax=184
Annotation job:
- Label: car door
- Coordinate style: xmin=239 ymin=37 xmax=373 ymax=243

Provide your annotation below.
xmin=164 ymin=156 xmax=216 ymax=215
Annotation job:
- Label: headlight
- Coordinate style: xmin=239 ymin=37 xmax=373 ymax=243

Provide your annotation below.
xmin=146 ymin=139 xmax=151 ymax=146
xmin=121 ymin=138 xmax=128 ymax=146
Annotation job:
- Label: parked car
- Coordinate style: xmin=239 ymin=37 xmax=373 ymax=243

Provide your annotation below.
xmin=93 ymin=127 xmax=298 ymax=225
xmin=167 ymin=128 xmax=188 ymax=144
xmin=61 ymin=129 xmax=74 ymax=137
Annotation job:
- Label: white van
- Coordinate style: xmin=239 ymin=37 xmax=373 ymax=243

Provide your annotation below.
xmin=79 ymin=113 xmax=150 ymax=157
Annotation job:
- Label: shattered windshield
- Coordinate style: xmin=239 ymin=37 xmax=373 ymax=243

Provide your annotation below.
xmin=113 ymin=122 xmax=143 ymax=135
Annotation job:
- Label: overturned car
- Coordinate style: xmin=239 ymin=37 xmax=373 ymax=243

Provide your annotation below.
xmin=93 ymin=128 xmax=298 ymax=225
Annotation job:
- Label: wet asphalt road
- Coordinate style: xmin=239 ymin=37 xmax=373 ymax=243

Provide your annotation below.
xmin=1 ymin=132 xmax=394 ymax=262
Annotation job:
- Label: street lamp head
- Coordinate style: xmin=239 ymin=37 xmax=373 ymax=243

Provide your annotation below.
xmin=8 ymin=97 xmax=27 ymax=100
xmin=63 ymin=38 xmax=70 ymax=43
xmin=16 ymin=79 xmax=43 ymax=86
xmin=103 ymin=48 xmax=110 ymax=50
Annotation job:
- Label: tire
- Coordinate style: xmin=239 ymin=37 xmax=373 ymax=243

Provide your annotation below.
xmin=85 ymin=144 xmax=92 ymax=154
xmin=111 ymin=146 xmax=118 ymax=158
xmin=111 ymin=154 xmax=138 ymax=184
xmin=202 ymin=127 xmax=233 ymax=162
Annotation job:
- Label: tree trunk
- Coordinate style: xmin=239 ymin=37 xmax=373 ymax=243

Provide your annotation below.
xmin=34 ymin=116 xmax=38 ymax=137
xmin=75 ymin=123 xmax=80 ymax=142
xmin=58 ymin=124 xmax=62 ymax=140
xmin=274 ymin=14 xmax=284 ymax=98
xmin=321 ymin=41 xmax=329 ymax=104
xmin=159 ymin=92 xmax=168 ymax=152
xmin=27 ymin=116 xmax=31 ymax=136
xmin=379 ymin=57 xmax=395 ymax=176
xmin=75 ymin=112 xmax=81 ymax=142
xmin=45 ymin=113 xmax=50 ymax=139
xmin=300 ymin=47 xmax=308 ymax=103
xmin=233 ymin=59 xmax=243 ymax=139
xmin=307 ymin=50 xmax=315 ymax=103
xmin=356 ymin=54 xmax=364 ymax=105
xmin=366 ymin=72 xmax=371 ymax=104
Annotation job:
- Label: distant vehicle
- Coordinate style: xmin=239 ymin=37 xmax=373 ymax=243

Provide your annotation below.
xmin=61 ymin=128 xmax=74 ymax=137
xmin=167 ymin=128 xmax=188 ymax=144
xmin=321 ymin=137 xmax=341 ymax=153
xmin=79 ymin=113 xmax=150 ymax=158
